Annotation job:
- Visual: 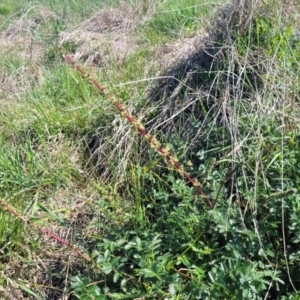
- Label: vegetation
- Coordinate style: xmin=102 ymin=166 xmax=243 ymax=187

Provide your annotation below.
xmin=0 ymin=0 xmax=300 ymax=299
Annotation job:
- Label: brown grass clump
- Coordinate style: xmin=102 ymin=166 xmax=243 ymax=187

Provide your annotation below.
xmin=0 ymin=5 xmax=55 ymax=101
xmin=59 ymin=1 xmax=154 ymax=66
xmin=153 ymin=35 xmax=203 ymax=71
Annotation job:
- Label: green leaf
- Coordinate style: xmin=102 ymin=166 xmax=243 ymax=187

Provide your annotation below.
xmin=116 ymin=239 xmax=126 ymax=246
xmin=104 ymin=249 xmax=111 ymax=260
xmin=140 ymin=267 xmax=160 ymax=279
xmin=102 ymin=264 xmax=112 ymax=275
xmin=136 ymin=236 xmax=142 ymax=249
xmin=111 ymin=257 xmax=120 ymax=267
xmin=107 ymin=293 xmax=138 ymax=299
xmin=124 ymin=242 xmax=135 ymax=250
xmin=16 ymin=281 xmax=41 ymax=299
xmin=36 ymin=202 xmax=67 ymax=225
xmin=169 ymin=283 xmax=176 ymax=295
xmin=266 ymin=152 xmax=281 ymax=170
xmin=265 ymin=249 xmax=275 ymax=257
xmin=243 ymin=288 xmax=249 ymax=298
xmin=113 ymin=272 xmax=121 ymax=283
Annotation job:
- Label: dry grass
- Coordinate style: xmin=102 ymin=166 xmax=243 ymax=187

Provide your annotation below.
xmin=153 ymin=35 xmax=203 ymax=71
xmin=0 ymin=242 xmax=70 ymax=299
xmin=0 ymin=37 xmax=44 ymax=101
xmin=0 ymin=5 xmax=55 ymax=101
xmin=4 ymin=4 xmax=55 ymax=38
xmin=59 ymin=1 xmax=155 ymax=66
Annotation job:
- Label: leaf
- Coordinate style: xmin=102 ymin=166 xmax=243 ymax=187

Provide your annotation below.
xmin=266 ymin=152 xmax=281 ymax=170
xmin=194 ymin=266 xmax=205 ymax=280
xmin=140 ymin=268 xmax=160 ymax=279
xmin=120 ymin=279 xmax=127 ymax=287
xmin=104 ymin=249 xmax=111 ymax=260
xmin=16 ymin=281 xmax=41 ymax=299
xmin=102 ymin=264 xmax=112 ymax=275
xmin=116 ymin=239 xmax=126 ymax=246
xmin=136 ymin=236 xmax=142 ymax=250
xmin=208 ymin=271 xmax=215 ymax=282
xmin=113 ymin=272 xmax=121 ymax=283
xmin=169 ymin=283 xmax=176 ymax=295
xmin=265 ymin=249 xmax=275 ymax=257
xmin=36 ymin=202 xmax=67 ymax=225
xmin=178 ymin=255 xmax=191 ymax=267
xmin=124 ymin=242 xmax=135 ymax=250
xmin=111 ymin=257 xmax=120 ymax=267
xmin=108 ymin=293 xmax=138 ymax=299
xmin=243 ymin=288 xmax=249 ymax=298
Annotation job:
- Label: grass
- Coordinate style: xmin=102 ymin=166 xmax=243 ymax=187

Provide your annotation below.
xmin=139 ymin=0 xmax=216 ymax=43
xmin=0 ymin=0 xmax=300 ymax=298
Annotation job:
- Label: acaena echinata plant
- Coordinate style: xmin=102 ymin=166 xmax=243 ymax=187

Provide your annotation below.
xmin=63 ymin=54 xmax=213 ymax=209
xmin=0 ymin=197 xmax=102 ymax=270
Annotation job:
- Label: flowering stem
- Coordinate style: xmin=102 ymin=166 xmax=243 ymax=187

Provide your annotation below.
xmin=0 ymin=198 xmax=101 ymax=269
xmin=64 ymin=55 xmax=213 ymax=208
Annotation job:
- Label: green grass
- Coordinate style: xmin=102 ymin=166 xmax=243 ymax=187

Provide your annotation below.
xmin=0 ymin=0 xmax=300 ymax=298
xmin=140 ymin=0 xmax=223 ymax=43
xmin=0 ymin=4 xmax=12 ymax=16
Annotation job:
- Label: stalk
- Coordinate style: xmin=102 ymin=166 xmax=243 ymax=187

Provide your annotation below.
xmin=64 ymin=55 xmax=213 ymax=208
xmin=0 ymin=198 xmax=101 ymax=269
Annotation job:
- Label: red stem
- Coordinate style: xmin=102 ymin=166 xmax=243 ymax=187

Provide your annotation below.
xmin=0 ymin=198 xmax=94 ymax=264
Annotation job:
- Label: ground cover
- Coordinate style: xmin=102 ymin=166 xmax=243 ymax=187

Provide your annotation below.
xmin=0 ymin=0 xmax=300 ymax=299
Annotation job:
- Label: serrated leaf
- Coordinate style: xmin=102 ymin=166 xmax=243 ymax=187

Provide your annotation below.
xmin=169 ymin=283 xmax=176 ymax=295
xmin=102 ymin=264 xmax=112 ymax=275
